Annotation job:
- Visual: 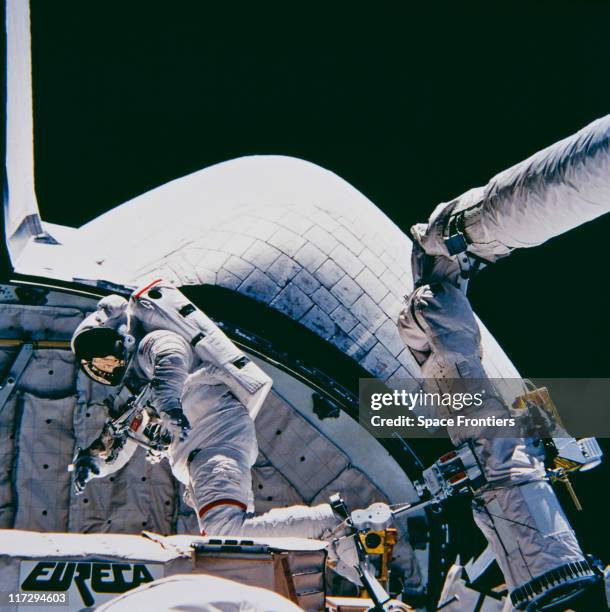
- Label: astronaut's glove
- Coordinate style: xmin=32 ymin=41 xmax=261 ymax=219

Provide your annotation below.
xmin=410 ymin=285 xmax=434 ymax=310
xmin=72 ymin=452 xmax=100 ymax=495
xmin=145 ymin=449 xmax=165 ymax=465
xmin=160 ymin=407 xmax=191 ymax=442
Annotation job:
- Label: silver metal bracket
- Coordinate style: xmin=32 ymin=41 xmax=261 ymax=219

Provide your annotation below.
xmin=0 ymin=343 xmax=35 ymax=415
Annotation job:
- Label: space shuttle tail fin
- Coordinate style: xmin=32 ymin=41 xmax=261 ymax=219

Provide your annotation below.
xmin=4 ymin=0 xmax=57 ymax=267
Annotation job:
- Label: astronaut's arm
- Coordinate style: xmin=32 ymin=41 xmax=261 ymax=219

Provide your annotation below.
xmin=399 ymin=282 xmax=484 ymax=361
xmin=145 ymin=331 xmax=191 ymax=413
xmin=72 ymin=422 xmax=138 ymax=493
xmin=141 ymin=331 xmax=193 ymax=438
xmin=415 ymin=114 xmax=610 ymax=263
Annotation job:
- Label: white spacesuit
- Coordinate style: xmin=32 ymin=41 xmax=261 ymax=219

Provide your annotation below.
xmin=399 ymin=115 xmax=609 ymax=609
xmin=70 ymin=284 xmax=339 ymax=539
xmin=399 ymin=282 xmax=584 ymax=591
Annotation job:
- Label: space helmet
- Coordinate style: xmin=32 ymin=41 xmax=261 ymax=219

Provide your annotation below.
xmin=71 ymin=294 xmax=134 ymax=386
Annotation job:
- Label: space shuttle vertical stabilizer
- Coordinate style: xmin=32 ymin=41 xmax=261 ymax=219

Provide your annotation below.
xmin=4 ymin=0 xmax=50 ymax=264
xmin=417 ymin=114 xmax=610 ymax=262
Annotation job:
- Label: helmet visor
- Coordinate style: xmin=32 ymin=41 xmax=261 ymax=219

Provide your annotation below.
xmin=81 ymin=355 xmax=126 ymax=386
xmin=73 ymin=327 xmax=127 ymax=386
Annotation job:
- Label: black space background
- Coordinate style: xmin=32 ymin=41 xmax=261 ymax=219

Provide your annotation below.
xmin=8 ymin=1 xmax=610 ymax=569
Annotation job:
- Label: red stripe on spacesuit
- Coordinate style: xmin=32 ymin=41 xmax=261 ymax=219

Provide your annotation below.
xmin=199 ymin=499 xmax=247 ymax=535
xmin=133 ymin=278 xmax=163 ymax=298
xmin=198 ymin=498 xmax=247 ymax=519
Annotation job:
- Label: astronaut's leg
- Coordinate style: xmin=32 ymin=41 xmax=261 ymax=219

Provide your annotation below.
xmin=450 ymin=408 xmax=585 ymax=592
xmin=177 ymin=387 xmax=338 ymax=539
xmin=412 ymin=114 xmax=610 ymax=263
xmin=188 ymin=449 xmax=337 ymax=538
xmin=398 ymin=282 xmax=594 ymax=607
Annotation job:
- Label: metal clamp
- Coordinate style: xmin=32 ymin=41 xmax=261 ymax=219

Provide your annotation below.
xmin=444 ymin=212 xmax=468 ymax=255
xmin=0 ymin=342 xmax=34 ymax=415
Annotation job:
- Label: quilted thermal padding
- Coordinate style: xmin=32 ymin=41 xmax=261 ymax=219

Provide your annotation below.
xmin=0 ymin=303 xmax=85 ymax=341
xmin=255 ymin=392 xmax=349 ymax=502
xmin=252 ymin=451 xmax=305 ymax=513
xmin=0 ymin=394 xmax=18 ymax=528
xmin=13 ymin=393 xmax=75 ymax=531
xmin=311 ymin=466 xmax=389 ymax=510
xmin=18 ymin=348 xmax=75 ymax=398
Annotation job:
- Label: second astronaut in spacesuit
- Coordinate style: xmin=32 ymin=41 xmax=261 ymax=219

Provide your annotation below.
xmin=397 ymin=114 xmax=610 ymax=609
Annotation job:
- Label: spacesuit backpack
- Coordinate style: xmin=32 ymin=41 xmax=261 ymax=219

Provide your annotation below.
xmin=128 ymin=279 xmax=272 ymax=419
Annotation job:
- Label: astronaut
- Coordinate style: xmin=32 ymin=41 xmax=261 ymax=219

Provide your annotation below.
xmin=70 ymin=282 xmax=342 ymax=539
xmin=398 ymin=115 xmax=610 ymax=609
